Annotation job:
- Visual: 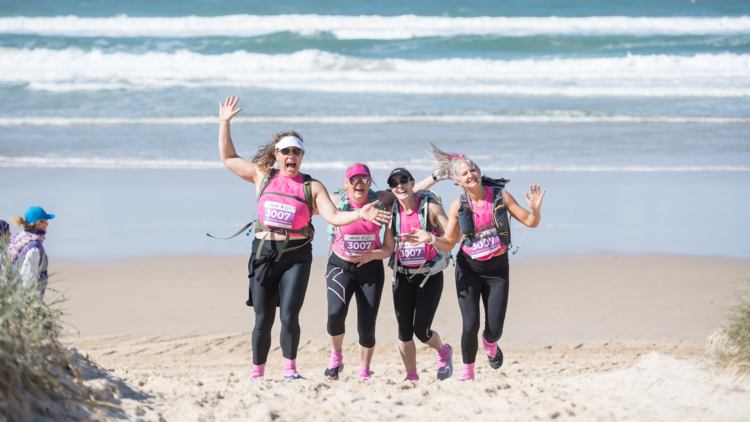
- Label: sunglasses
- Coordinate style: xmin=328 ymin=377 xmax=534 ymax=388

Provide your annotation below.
xmin=349 ymin=175 xmax=370 ymax=184
xmin=388 ymin=176 xmax=410 ymax=189
xmin=277 ymin=148 xmax=303 ymax=156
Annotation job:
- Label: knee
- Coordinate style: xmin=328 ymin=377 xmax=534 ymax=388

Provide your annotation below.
xmin=254 ymin=313 xmax=275 ymax=332
xmin=484 ymin=325 xmax=503 ymax=343
xmin=359 ymin=330 xmax=376 ymax=348
xmin=397 ymin=327 xmax=413 ymax=343
xmin=279 ymin=311 xmax=299 ymax=329
xmin=463 ymin=316 xmax=480 ymax=336
xmin=414 ymin=328 xmax=432 ymax=344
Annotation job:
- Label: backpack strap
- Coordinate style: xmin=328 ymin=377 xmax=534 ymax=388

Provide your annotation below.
xmin=206 ymin=169 xmax=279 ymax=240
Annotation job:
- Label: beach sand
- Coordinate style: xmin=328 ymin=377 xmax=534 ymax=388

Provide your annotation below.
xmin=52 ymin=254 xmax=750 ymax=421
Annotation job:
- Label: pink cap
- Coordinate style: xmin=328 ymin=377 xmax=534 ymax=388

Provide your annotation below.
xmin=346 ymin=164 xmax=371 ymax=179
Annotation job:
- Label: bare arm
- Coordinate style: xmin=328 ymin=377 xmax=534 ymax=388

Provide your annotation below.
xmin=312 ymin=181 xmax=391 ymax=227
xmin=353 ymin=226 xmax=396 ymax=267
xmin=505 ymin=184 xmax=545 ymax=228
xmin=376 ymin=169 xmax=450 ymax=208
xmin=218 ymin=96 xmax=263 ymax=184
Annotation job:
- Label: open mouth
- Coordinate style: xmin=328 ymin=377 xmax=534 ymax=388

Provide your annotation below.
xmin=284 ymin=161 xmax=297 ymax=172
xmin=354 ymin=185 xmax=366 ymax=194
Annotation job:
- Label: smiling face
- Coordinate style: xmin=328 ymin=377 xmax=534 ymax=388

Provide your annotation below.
xmin=455 ymin=162 xmax=481 ymax=190
xmin=388 ymin=174 xmax=415 ymax=203
xmin=345 ymin=174 xmax=371 ymax=203
xmin=274 ymin=147 xmax=304 ymax=177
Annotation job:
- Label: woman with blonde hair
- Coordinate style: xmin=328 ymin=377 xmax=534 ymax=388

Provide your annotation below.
xmin=7 ymin=207 xmax=55 ymax=299
xmin=405 ymin=144 xmax=546 ymax=381
xmin=217 ymin=96 xmax=391 ymax=380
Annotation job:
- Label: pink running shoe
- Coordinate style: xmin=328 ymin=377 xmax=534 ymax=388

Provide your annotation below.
xmin=458 ymin=363 xmax=475 ymax=381
xmin=359 ymin=365 xmax=371 ymax=381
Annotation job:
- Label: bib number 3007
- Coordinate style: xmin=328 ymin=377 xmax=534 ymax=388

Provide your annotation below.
xmin=470 ymin=233 xmax=501 ymax=259
xmin=263 ymin=201 xmax=296 ymax=229
xmin=343 ymin=234 xmax=376 ymax=256
xmin=399 ymin=243 xmax=426 ymax=266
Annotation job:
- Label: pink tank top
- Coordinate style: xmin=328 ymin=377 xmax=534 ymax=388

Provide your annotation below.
xmin=461 ymin=186 xmax=507 ymax=261
xmin=257 ymin=172 xmax=311 ymax=237
xmin=398 ymin=196 xmax=438 ymax=267
xmin=332 ymin=193 xmax=382 ymax=258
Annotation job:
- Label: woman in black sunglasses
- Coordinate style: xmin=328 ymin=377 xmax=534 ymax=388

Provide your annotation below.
xmin=385 ymin=167 xmax=455 ymax=381
xmin=404 ymin=144 xmax=546 ymax=381
xmin=323 ymin=163 xmax=445 ymax=381
xmin=217 ymin=96 xmax=393 ymax=380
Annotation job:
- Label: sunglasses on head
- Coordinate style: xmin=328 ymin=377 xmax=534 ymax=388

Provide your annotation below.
xmin=388 ymin=176 xmax=410 ymax=189
xmin=277 ymin=148 xmax=303 ymax=156
xmin=349 ymin=175 xmax=370 ymax=184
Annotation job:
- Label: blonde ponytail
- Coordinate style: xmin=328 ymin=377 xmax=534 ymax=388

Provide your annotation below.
xmin=429 ymin=142 xmax=482 ymax=181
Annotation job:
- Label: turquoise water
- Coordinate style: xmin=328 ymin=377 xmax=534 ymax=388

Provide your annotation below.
xmin=0 ymin=0 xmax=748 ymax=258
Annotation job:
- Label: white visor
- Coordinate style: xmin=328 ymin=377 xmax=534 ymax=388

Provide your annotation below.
xmin=275 ymin=136 xmax=304 ymax=151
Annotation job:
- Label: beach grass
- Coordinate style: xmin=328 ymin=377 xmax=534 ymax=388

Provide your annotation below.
xmin=0 ymin=252 xmax=100 ymax=421
xmin=714 ymin=282 xmax=750 ymax=376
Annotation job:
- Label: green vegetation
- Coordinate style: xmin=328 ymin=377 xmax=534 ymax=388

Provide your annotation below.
xmin=716 ymin=285 xmax=750 ymax=376
xmin=0 ymin=252 xmax=98 ymax=420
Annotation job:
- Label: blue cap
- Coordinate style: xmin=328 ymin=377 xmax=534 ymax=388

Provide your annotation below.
xmin=24 ymin=207 xmax=55 ymax=224
xmin=0 ymin=220 xmax=8 ymax=235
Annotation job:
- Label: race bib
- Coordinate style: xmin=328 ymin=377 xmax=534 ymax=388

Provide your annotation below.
xmin=343 ymin=234 xmax=376 ymax=256
xmin=469 ymin=231 xmax=502 ymax=259
xmin=399 ymin=242 xmax=426 ymax=266
xmin=263 ymin=201 xmax=296 ymax=229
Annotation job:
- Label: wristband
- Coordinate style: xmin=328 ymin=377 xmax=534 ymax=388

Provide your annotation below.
xmin=431 ymin=173 xmax=438 ymax=182
xmin=355 ymin=209 xmax=361 ymax=220
xmin=428 ymin=233 xmax=436 ymax=245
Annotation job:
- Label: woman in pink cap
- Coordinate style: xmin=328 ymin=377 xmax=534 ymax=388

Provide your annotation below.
xmin=323 ymin=163 xmax=447 ymax=381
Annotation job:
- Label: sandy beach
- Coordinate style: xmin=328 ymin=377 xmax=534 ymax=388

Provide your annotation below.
xmin=49 ymin=254 xmax=750 ymax=421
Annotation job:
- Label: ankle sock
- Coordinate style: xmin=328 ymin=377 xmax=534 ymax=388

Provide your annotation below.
xmin=458 ymin=363 xmax=475 ymax=381
xmin=251 ymin=364 xmax=265 ymax=379
xmin=359 ymin=365 xmax=371 ymax=380
xmin=283 ymin=358 xmax=299 ymax=378
xmin=482 ymin=335 xmax=498 ymax=358
xmin=404 ymin=370 xmax=419 ymax=381
xmin=328 ymin=349 xmax=343 ymax=369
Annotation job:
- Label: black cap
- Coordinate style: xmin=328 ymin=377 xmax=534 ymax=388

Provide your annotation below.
xmin=387 ymin=167 xmax=414 ymax=183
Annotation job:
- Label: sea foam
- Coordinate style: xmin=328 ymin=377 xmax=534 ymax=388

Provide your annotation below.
xmin=1 ymin=15 xmax=750 ymax=39
xmin=1 ymin=48 xmax=748 ymax=97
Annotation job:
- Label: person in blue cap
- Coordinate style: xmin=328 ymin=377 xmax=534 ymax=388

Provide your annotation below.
xmin=9 ymin=207 xmax=55 ymax=298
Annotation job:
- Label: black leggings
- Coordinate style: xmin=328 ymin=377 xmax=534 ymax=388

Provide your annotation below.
xmin=455 ymin=250 xmax=509 ymax=364
xmin=326 ymin=253 xmax=384 ymax=348
xmin=248 ymin=237 xmax=312 ymax=365
xmin=393 ymin=270 xmax=444 ymax=344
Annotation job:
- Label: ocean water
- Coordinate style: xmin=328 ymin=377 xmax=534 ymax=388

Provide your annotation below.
xmin=0 ymin=0 xmax=748 ymax=259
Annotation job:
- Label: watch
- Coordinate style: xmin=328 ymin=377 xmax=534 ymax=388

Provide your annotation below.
xmin=431 ymin=173 xmax=438 ymax=182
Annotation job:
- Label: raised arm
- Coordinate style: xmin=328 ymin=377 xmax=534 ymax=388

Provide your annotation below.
xmin=218 ymin=95 xmax=263 ymax=184
xmin=312 ymin=181 xmax=391 ymax=227
xmin=376 ymin=169 xmax=450 ymax=208
xmin=505 ymin=184 xmax=545 ymax=228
